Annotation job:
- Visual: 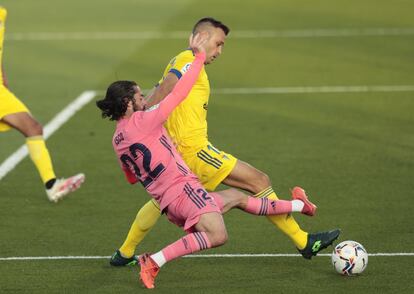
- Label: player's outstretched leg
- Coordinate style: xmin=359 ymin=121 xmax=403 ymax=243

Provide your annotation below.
xmin=289 ymin=187 xmax=340 ymax=259
xmin=214 ymin=187 xmax=317 ymax=217
xmin=298 ymin=229 xmax=341 ymax=259
xmin=138 ymin=210 xmax=226 ymax=288
xmin=215 ymin=187 xmax=338 ymax=259
xmin=222 ymin=160 xmax=310 ymax=250
xmin=2 ymin=112 xmax=85 ymax=202
xmin=138 ymin=230 xmax=218 ymax=289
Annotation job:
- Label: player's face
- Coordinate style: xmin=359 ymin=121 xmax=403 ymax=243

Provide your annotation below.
xmin=204 ymin=28 xmax=226 ymax=64
xmin=132 ymin=86 xmax=146 ymax=111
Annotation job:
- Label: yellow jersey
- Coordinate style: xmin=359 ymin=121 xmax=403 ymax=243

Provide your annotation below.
xmin=160 ymin=49 xmax=210 ymax=154
xmin=0 ymin=7 xmax=7 ymax=84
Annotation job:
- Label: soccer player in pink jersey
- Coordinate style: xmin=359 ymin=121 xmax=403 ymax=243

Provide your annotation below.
xmin=97 ymin=34 xmax=318 ymax=289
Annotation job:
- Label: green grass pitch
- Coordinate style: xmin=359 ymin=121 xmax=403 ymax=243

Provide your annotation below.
xmin=0 ymin=0 xmax=413 ymax=293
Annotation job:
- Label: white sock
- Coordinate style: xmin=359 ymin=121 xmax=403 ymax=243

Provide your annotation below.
xmin=291 ymin=200 xmax=305 ymax=212
xmin=150 ymin=251 xmax=166 ymax=268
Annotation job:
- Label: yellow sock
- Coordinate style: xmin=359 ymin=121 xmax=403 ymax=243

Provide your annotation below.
xmin=256 ymin=187 xmax=308 ymax=249
xmin=26 ymin=136 xmax=56 ymax=184
xmin=119 ymin=199 xmax=161 ymax=257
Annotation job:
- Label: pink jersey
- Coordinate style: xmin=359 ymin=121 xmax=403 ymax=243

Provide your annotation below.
xmin=112 ymin=52 xmax=206 ymax=212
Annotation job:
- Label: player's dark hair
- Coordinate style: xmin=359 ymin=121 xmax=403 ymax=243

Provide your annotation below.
xmin=192 ymin=17 xmax=230 ymax=35
xmin=96 ymin=80 xmax=137 ymax=121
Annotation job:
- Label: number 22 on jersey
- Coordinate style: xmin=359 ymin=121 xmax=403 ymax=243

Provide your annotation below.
xmin=120 ymin=143 xmax=165 ymax=188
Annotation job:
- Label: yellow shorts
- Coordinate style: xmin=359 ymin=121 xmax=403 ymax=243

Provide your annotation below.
xmin=182 ymin=142 xmax=237 ymax=191
xmin=0 ymin=85 xmax=30 ymax=132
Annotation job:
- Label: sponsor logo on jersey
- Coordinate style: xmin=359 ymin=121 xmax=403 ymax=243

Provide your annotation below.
xmin=203 ymin=103 xmax=208 ymax=110
xmin=181 ymin=62 xmax=192 ymax=74
xmin=145 ymin=104 xmax=160 ymax=112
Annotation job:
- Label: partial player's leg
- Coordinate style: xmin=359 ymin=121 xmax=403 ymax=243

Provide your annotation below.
xmin=223 ymin=160 xmax=340 ymax=258
xmin=212 ymin=187 xmax=316 ymax=216
xmin=222 ymin=159 xmax=310 ymax=248
xmin=186 ymin=144 xmax=312 ymax=251
xmin=1 ymin=110 xmax=84 ymax=201
xmin=139 ymin=186 xmax=226 ymax=289
xmin=110 ymin=141 xmax=235 ymax=266
xmin=139 ymin=211 xmax=226 ymax=289
xmin=110 ymin=199 xmax=161 ymax=266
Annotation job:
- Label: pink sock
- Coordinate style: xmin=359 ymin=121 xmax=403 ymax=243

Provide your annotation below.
xmin=162 ymin=231 xmax=212 ymax=262
xmin=244 ymin=197 xmax=293 ymax=215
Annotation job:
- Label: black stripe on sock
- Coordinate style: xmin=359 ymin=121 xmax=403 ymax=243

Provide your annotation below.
xmin=257 ymin=187 xmax=274 ymax=198
xmin=194 ymin=232 xmax=207 ymax=250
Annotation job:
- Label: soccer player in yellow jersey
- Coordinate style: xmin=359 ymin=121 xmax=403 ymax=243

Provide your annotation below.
xmin=0 ymin=6 xmax=84 ymax=202
xmin=110 ymin=17 xmax=339 ymax=265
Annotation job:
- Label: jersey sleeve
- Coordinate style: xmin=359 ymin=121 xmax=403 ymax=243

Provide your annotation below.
xmin=167 ymin=50 xmax=196 ymax=80
xmin=157 ymin=52 xmax=205 ymax=121
xmin=139 ymin=52 xmax=205 ymax=129
xmin=157 ymin=50 xmax=195 ymax=86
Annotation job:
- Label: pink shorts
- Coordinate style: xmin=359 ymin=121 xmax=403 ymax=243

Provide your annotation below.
xmin=165 ymin=182 xmax=224 ymax=233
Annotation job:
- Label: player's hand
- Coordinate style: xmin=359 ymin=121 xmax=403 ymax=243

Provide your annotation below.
xmin=189 ymin=32 xmax=208 ymax=54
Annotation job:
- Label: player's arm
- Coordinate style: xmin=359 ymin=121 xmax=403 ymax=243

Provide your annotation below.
xmin=157 ymin=50 xmax=205 ymax=121
xmin=149 ymin=33 xmax=207 ymax=123
xmin=145 ymin=31 xmax=208 ymax=108
xmin=145 ymin=73 xmax=178 ymax=108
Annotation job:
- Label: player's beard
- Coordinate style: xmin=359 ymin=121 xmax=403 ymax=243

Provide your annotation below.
xmin=133 ymin=103 xmax=142 ymax=111
xmin=131 ymin=98 xmax=141 ymax=112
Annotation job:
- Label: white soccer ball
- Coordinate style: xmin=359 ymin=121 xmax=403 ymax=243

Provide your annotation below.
xmin=331 ymin=240 xmax=368 ymax=276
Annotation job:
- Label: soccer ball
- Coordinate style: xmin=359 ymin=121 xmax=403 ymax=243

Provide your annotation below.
xmin=331 ymin=240 xmax=368 ymax=276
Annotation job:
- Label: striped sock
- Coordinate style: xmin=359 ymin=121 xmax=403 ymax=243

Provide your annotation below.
xmin=255 ymin=186 xmax=274 ymax=198
xmin=160 ymin=232 xmax=211 ymax=265
xmin=254 ymin=186 xmax=308 ymax=250
xmin=244 ymin=197 xmax=293 ymax=215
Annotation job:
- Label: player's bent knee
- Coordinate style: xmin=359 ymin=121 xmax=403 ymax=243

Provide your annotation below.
xmin=252 ymin=171 xmax=271 ymax=192
xmin=217 ymin=230 xmax=228 ymax=246
xmin=30 ymin=119 xmax=43 ymax=135
xmin=208 ymin=227 xmax=228 ymax=247
xmin=32 ymin=121 xmax=43 ymax=136
xmin=24 ymin=118 xmax=43 ymax=137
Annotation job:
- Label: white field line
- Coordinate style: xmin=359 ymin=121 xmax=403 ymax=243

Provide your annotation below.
xmin=212 ymin=85 xmax=414 ymax=95
xmin=0 ymin=253 xmax=413 ymax=261
xmin=93 ymin=85 xmax=414 ymax=97
xmin=0 ymin=91 xmax=97 ymax=181
xmin=6 ymin=28 xmax=414 ymax=41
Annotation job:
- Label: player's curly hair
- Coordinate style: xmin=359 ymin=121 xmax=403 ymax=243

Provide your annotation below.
xmin=193 ymin=17 xmax=230 ymax=36
xmin=96 ymin=80 xmax=137 ymax=121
